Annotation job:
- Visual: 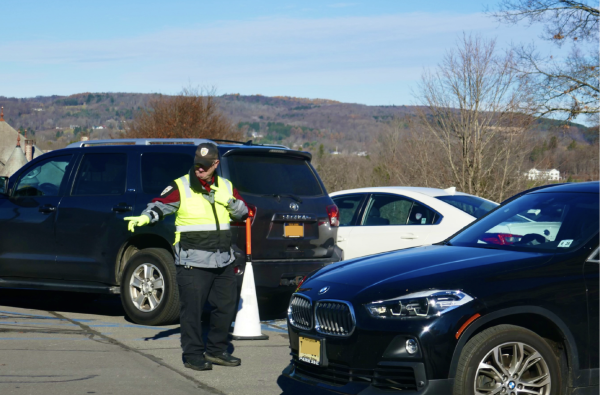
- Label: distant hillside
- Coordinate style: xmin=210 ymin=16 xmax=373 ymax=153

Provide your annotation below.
xmin=0 ymin=93 xmax=595 ymax=152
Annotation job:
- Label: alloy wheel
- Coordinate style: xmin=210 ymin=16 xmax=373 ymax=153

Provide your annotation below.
xmin=129 ymin=263 xmax=165 ymax=312
xmin=474 ymin=341 xmax=551 ymax=395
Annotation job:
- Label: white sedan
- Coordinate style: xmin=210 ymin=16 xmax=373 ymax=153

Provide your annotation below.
xmin=331 ymin=187 xmax=498 ymax=260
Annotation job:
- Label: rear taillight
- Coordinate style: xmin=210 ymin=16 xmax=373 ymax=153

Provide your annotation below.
xmin=326 ymin=204 xmax=339 ymax=227
xmin=481 ymin=233 xmax=522 ymax=245
xmin=232 ymin=204 xmax=257 ymax=226
xmin=233 ymin=265 xmax=244 ymax=275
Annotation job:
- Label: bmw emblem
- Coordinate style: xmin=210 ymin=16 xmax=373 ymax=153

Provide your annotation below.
xmin=508 ymin=381 xmax=516 ymax=390
xmin=318 ymin=286 xmax=330 ymax=295
xmin=290 ymin=202 xmax=299 ymax=211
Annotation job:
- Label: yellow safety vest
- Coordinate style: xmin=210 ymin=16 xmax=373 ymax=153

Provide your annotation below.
xmin=173 ymin=175 xmax=233 ymax=249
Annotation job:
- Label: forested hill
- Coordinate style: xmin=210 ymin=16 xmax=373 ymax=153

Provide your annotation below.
xmin=0 ymin=92 xmax=595 ymax=152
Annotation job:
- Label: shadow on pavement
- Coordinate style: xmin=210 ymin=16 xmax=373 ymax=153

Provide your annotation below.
xmin=0 ymin=288 xmax=288 ymax=325
xmin=0 ymin=288 xmax=125 ymax=317
xmin=277 ymin=374 xmax=337 ymax=395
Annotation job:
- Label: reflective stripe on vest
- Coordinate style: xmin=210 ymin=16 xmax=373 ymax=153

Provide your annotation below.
xmin=176 ymin=223 xmax=231 ymax=232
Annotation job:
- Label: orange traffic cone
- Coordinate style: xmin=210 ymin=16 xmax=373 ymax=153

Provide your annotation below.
xmin=232 ymin=208 xmax=268 ymax=340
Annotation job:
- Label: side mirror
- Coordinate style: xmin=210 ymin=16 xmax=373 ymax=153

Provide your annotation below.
xmin=0 ymin=176 xmax=8 ymax=195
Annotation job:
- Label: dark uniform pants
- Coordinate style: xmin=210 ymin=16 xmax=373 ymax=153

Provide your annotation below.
xmin=176 ymin=264 xmax=236 ymax=358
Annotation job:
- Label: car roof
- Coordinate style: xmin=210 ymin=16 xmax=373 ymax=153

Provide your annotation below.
xmin=529 ymin=181 xmax=599 ymax=194
xmin=50 ymin=139 xmax=312 ymax=158
xmin=65 ymin=138 xmax=290 ymax=150
xmin=330 ymin=186 xmax=484 ymax=199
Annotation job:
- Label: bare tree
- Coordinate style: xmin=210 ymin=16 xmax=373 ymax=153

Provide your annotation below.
xmin=126 ymin=87 xmax=242 ymax=140
xmin=415 ymin=35 xmax=537 ymax=202
xmin=492 ymin=0 xmax=598 ymax=42
xmin=516 ymin=45 xmax=599 ymax=120
xmin=371 ymin=117 xmax=449 ymax=188
xmin=491 ymin=0 xmax=599 ymax=121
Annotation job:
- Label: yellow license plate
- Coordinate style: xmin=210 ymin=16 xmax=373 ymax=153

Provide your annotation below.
xmin=299 ymin=336 xmax=321 ymax=365
xmin=284 ymin=223 xmax=304 ymax=238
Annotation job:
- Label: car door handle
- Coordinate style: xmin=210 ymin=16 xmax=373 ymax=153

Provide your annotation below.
xmin=112 ymin=204 xmax=133 ymax=213
xmin=400 ymin=233 xmax=419 ymax=239
xmin=337 ymin=236 xmax=345 ymax=242
xmin=39 ymin=204 xmax=56 ymax=213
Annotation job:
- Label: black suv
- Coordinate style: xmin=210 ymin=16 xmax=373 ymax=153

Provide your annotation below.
xmin=284 ymin=182 xmax=598 ymax=395
xmin=0 ymin=138 xmax=342 ymax=325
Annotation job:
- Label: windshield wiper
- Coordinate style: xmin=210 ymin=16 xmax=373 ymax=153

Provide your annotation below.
xmin=267 ymin=194 xmax=303 ymax=203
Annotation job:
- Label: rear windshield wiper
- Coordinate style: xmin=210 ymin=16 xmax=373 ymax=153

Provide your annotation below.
xmin=266 ymin=194 xmax=303 ymax=203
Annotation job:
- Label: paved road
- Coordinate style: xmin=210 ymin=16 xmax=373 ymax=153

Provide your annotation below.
xmin=0 ymin=289 xmax=330 ymax=395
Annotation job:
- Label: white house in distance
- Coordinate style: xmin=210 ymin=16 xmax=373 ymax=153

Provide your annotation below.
xmin=525 ymin=168 xmax=561 ymax=181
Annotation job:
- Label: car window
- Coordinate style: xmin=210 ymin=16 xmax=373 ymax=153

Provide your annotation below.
xmin=362 ymin=194 xmax=411 ymax=226
xmin=14 ymin=155 xmax=73 ymax=197
xmin=435 ymin=195 xmax=498 ymax=218
xmin=332 ymin=194 xmax=364 ymax=226
xmin=449 ymin=192 xmax=599 ymax=252
xmin=407 ymin=201 xmax=438 ymax=225
xmin=72 ymin=154 xmax=127 ymax=196
xmin=141 ymin=153 xmax=193 ymax=194
xmin=226 ymin=154 xmax=323 ymax=196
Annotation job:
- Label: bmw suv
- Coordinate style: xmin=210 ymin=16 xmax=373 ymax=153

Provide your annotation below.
xmin=0 ymin=138 xmax=342 ymax=325
xmin=284 ymin=182 xmax=598 ymax=395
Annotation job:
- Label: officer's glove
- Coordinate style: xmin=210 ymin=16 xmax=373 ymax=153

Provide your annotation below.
xmin=124 ymin=215 xmax=150 ymax=232
xmin=211 ymin=184 xmax=234 ymax=207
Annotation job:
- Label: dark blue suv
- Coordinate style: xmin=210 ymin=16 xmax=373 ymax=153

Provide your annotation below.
xmin=0 ymin=139 xmax=342 ymax=325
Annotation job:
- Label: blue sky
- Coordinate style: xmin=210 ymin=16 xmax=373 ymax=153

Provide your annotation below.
xmin=2 ymin=0 xmax=557 ymax=105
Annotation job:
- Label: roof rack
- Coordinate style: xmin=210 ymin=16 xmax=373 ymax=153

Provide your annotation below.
xmin=66 ymin=138 xmax=290 ymax=149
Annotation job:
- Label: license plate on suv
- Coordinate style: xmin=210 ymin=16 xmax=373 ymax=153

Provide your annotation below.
xmin=299 ymin=336 xmax=321 ymax=365
xmin=284 ymin=223 xmax=304 ymax=238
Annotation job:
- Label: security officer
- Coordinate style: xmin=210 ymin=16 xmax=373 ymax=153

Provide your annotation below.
xmin=124 ymin=142 xmax=248 ymax=371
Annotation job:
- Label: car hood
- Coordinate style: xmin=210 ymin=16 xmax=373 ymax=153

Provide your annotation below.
xmin=303 ymin=245 xmax=549 ymax=302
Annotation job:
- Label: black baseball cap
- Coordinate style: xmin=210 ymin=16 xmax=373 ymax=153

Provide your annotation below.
xmin=194 ymin=143 xmax=219 ymax=170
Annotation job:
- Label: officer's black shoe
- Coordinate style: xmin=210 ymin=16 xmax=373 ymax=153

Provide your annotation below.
xmin=183 ymin=356 xmax=213 ymax=371
xmin=204 ymin=352 xmax=241 ymax=367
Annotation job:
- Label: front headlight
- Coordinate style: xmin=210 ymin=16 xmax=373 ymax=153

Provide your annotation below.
xmin=365 ymin=290 xmax=474 ymax=319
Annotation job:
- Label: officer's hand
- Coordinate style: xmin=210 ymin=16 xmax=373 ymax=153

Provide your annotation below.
xmin=211 ymin=185 xmax=234 ymax=206
xmin=124 ymin=215 xmax=150 ymax=232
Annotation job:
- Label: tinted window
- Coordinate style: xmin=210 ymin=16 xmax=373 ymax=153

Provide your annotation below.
xmin=435 ymin=195 xmax=498 ymax=218
xmin=72 ymin=154 xmax=127 ymax=196
xmin=227 ymin=154 xmax=323 ymax=196
xmin=362 ymin=194 xmax=438 ymax=226
xmin=407 ymin=201 xmax=437 ymax=225
xmin=14 ymin=155 xmax=72 ymax=197
xmin=450 ymin=192 xmax=599 ymax=252
xmin=142 ymin=153 xmax=193 ymax=194
xmin=332 ymin=194 xmax=364 ymax=226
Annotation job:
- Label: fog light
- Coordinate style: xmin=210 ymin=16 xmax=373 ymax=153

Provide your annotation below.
xmin=406 ymin=339 xmax=418 ymax=354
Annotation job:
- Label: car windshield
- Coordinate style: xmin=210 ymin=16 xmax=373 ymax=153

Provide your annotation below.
xmin=226 ymin=154 xmax=323 ymax=196
xmin=449 ymin=192 xmax=599 ymax=252
xmin=435 ymin=195 xmax=498 ymax=218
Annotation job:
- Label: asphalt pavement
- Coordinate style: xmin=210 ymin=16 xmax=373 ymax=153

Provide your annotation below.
xmin=0 ymin=289 xmax=332 ymax=395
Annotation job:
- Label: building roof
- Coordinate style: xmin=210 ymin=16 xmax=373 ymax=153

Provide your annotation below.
xmin=0 ymin=114 xmax=44 ymax=176
xmin=1 ymin=141 xmax=28 ymax=177
xmin=0 ymin=119 xmax=20 ymax=167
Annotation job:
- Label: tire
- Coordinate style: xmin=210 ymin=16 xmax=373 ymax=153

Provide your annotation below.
xmin=453 ymin=324 xmax=563 ymax=395
xmin=120 ymin=248 xmax=180 ymax=326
